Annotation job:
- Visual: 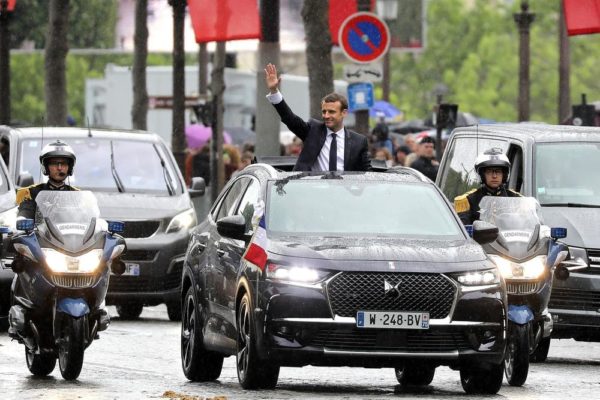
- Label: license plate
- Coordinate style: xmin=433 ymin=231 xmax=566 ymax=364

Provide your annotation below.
xmin=117 ymin=263 xmax=140 ymax=276
xmin=356 ymin=311 xmax=430 ymax=329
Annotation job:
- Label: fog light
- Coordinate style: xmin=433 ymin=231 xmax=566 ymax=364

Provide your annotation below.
xmin=483 ymin=330 xmax=493 ymax=339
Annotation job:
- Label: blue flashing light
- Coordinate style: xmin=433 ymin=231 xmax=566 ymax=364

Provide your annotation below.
xmin=465 ymin=225 xmax=474 ymax=237
xmin=551 ymin=227 xmax=567 ymax=239
xmin=16 ymin=219 xmax=34 ymax=232
xmin=108 ymin=220 xmax=125 ymax=234
xmin=0 ymin=226 xmax=11 ymax=235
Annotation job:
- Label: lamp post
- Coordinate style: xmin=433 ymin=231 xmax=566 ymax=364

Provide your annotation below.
xmin=514 ymin=1 xmax=535 ymax=122
xmin=0 ymin=0 xmax=15 ymax=125
xmin=376 ymin=0 xmax=398 ymax=102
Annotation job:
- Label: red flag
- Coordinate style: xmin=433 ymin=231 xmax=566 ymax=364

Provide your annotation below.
xmin=188 ymin=0 xmax=261 ymax=43
xmin=329 ymin=0 xmax=375 ymax=45
xmin=564 ymin=0 xmax=600 ymax=36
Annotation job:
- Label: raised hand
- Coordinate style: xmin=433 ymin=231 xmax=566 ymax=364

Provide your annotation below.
xmin=264 ymin=63 xmax=281 ymax=94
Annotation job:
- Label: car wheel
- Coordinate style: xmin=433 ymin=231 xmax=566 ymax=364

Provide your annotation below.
xmin=181 ymin=287 xmax=223 ymax=381
xmin=530 ymin=336 xmax=550 ymax=363
xmin=395 ymin=364 xmax=435 ymax=386
xmin=236 ymin=292 xmax=279 ymax=390
xmin=116 ymin=303 xmax=143 ymax=320
xmin=26 ymin=347 xmax=57 ymax=376
xmin=505 ymin=323 xmax=529 ymax=386
xmin=460 ymin=362 xmax=503 ymax=394
xmin=166 ymin=301 xmax=182 ymax=321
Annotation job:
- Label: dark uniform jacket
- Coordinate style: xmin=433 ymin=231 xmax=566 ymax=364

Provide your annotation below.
xmin=16 ymin=182 xmax=78 ymax=220
xmin=454 ymin=185 xmax=521 ymax=225
xmin=410 ymin=156 xmax=439 ymax=182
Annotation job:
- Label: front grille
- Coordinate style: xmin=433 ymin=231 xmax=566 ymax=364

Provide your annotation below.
xmin=327 ymin=272 xmax=455 ymax=319
xmin=51 ymin=274 xmax=95 ymax=288
xmin=507 ymin=282 xmax=539 ymax=294
xmin=108 ymin=276 xmax=154 ymax=292
xmin=308 ymin=327 xmax=469 ymax=352
xmin=549 ymin=287 xmax=600 ymax=311
xmin=122 ymin=221 xmax=160 ymax=239
xmin=585 ymin=249 xmax=600 ymax=274
xmin=121 ymin=250 xmax=158 ymax=262
xmin=164 ymin=261 xmax=183 ymax=290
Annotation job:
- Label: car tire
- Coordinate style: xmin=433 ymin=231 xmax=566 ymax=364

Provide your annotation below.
xmin=181 ymin=287 xmax=223 ymax=381
xmin=530 ymin=336 xmax=550 ymax=363
xmin=166 ymin=301 xmax=182 ymax=321
xmin=395 ymin=364 xmax=435 ymax=386
xmin=505 ymin=323 xmax=529 ymax=386
xmin=116 ymin=303 xmax=143 ymax=320
xmin=460 ymin=362 xmax=503 ymax=394
xmin=26 ymin=347 xmax=57 ymax=376
xmin=236 ymin=291 xmax=279 ymax=390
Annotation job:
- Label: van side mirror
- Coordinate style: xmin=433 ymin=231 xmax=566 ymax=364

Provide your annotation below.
xmin=17 ymin=172 xmax=34 ymax=187
xmin=189 ymin=177 xmax=206 ymax=198
xmin=471 ymin=220 xmax=499 ymax=245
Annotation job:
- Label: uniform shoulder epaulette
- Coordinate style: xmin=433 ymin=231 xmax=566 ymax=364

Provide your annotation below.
xmin=15 ymin=184 xmax=40 ymax=205
xmin=453 ymin=188 xmax=477 ymax=213
xmin=508 ymin=189 xmax=522 ymax=196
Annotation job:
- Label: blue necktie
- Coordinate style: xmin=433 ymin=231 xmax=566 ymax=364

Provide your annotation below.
xmin=329 ymin=133 xmax=337 ymax=171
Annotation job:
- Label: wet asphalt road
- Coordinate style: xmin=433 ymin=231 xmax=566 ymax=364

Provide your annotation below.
xmin=1 ymin=305 xmax=600 ymax=400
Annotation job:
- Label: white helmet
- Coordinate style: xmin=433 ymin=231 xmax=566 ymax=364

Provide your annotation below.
xmin=39 ymin=140 xmax=76 ymax=176
xmin=474 ymin=148 xmax=511 ymax=184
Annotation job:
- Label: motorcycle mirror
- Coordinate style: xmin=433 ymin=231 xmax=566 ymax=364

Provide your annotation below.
xmin=550 ymin=227 xmax=567 ymax=240
xmin=555 ymin=265 xmax=570 ymax=280
xmin=110 ymin=258 xmax=126 ymax=275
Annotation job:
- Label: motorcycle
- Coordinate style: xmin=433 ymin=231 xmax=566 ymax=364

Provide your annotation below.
xmin=477 ymin=196 xmax=574 ymax=386
xmin=4 ymin=190 xmax=126 ymax=380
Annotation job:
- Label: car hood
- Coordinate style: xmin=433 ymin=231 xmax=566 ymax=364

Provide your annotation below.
xmin=95 ymin=192 xmax=191 ymax=220
xmin=266 ymin=236 xmax=489 ymax=272
xmin=541 ymin=207 xmax=600 ymax=248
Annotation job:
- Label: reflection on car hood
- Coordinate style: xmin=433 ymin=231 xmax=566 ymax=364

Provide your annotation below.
xmin=0 ymin=191 xmax=16 ymax=213
xmin=267 ymin=236 xmax=487 ymax=268
xmin=542 ymin=207 xmax=600 ymax=248
xmin=95 ymin=192 xmax=191 ymax=220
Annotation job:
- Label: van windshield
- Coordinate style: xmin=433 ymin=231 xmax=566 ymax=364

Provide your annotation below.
xmin=536 ymin=142 xmax=600 ymax=207
xmin=19 ymin=138 xmax=181 ymax=194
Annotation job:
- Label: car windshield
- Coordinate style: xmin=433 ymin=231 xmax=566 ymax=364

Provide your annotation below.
xmin=19 ymin=138 xmax=180 ymax=194
xmin=535 ymin=142 xmax=600 ymax=207
xmin=266 ymin=179 xmax=463 ymax=238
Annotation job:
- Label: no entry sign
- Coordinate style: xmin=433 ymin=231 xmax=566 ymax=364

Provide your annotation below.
xmin=339 ymin=12 xmax=390 ymax=64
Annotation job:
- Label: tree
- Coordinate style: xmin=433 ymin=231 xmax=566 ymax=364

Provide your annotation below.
xmin=301 ymin=0 xmax=333 ymax=120
xmin=45 ymin=0 xmax=69 ymax=126
xmin=132 ymin=0 xmax=148 ymax=130
xmin=169 ymin=0 xmax=186 ymax=173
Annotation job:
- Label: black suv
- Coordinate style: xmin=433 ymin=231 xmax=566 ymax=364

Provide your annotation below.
xmin=436 ymin=123 xmax=600 ymax=355
xmin=181 ymin=163 xmax=507 ymax=394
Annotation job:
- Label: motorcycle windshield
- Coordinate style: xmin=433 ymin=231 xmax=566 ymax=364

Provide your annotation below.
xmin=478 ymin=196 xmax=543 ymax=257
xmin=35 ymin=191 xmax=102 ymax=247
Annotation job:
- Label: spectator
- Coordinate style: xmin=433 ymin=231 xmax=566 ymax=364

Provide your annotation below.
xmin=374 ymin=147 xmax=394 ymax=167
xmin=403 ymin=133 xmax=419 ymax=167
xmin=394 ymin=145 xmax=411 ymax=166
xmin=371 ymin=119 xmax=394 ymax=155
xmin=410 ymin=136 xmax=439 ymax=182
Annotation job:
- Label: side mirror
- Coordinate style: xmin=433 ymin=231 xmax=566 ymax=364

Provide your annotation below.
xmin=216 ymin=215 xmax=248 ymax=241
xmin=189 ymin=177 xmax=206 ymax=198
xmin=17 ymin=172 xmax=34 ymax=187
xmin=471 ymin=220 xmax=499 ymax=245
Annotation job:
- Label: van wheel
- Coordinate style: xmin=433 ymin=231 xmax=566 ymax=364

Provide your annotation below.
xmin=460 ymin=363 xmax=503 ymax=394
xmin=395 ymin=364 xmax=435 ymax=386
xmin=530 ymin=337 xmax=550 ymax=363
xmin=116 ymin=303 xmax=143 ymax=320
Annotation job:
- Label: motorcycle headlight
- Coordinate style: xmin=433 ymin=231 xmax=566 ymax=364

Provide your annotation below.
xmin=42 ymin=248 xmax=103 ymax=273
xmin=166 ymin=208 xmax=197 ymax=233
xmin=266 ymin=263 xmax=330 ymax=284
xmin=491 ymin=255 xmax=547 ymax=280
xmin=454 ymin=268 xmax=500 ymax=286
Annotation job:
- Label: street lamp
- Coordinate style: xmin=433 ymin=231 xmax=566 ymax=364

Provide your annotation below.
xmin=376 ymin=0 xmax=398 ymax=102
xmin=0 ymin=0 xmax=16 ymax=125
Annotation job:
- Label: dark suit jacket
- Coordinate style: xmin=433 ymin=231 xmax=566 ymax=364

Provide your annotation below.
xmin=273 ymin=99 xmax=371 ymax=171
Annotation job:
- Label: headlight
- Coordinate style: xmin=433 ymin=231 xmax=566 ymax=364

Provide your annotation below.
xmin=42 ymin=248 xmax=103 ymax=273
xmin=166 ymin=208 xmax=197 ymax=233
xmin=0 ymin=206 xmax=17 ymax=230
xmin=266 ymin=263 xmax=330 ymax=284
xmin=454 ymin=268 xmax=500 ymax=286
xmin=490 ymin=255 xmax=547 ymax=280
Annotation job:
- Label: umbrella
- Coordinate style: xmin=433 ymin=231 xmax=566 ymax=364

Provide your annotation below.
xmin=185 ymin=124 xmax=232 ymax=149
xmin=369 ymin=100 xmax=403 ymax=120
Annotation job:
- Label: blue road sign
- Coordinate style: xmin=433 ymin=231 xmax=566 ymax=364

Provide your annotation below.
xmin=347 ymin=82 xmax=374 ymax=112
xmin=339 ymin=12 xmax=390 ymax=64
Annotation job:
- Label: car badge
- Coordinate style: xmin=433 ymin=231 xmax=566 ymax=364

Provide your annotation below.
xmin=383 ymin=279 xmax=402 ymax=300
xmin=388 ymin=262 xmax=396 ymax=270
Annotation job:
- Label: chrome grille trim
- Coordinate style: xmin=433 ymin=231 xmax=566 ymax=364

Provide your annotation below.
xmin=506 ymin=281 xmax=539 ymax=294
xmin=51 ymin=274 xmax=95 ymax=288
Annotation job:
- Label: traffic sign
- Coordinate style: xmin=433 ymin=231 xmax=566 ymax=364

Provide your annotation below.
xmin=339 ymin=12 xmax=390 ymax=64
xmin=347 ymin=82 xmax=374 ymax=112
xmin=343 ymin=63 xmax=383 ymax=83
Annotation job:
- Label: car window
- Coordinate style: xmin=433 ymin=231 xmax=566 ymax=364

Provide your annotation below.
xmin=535 ymin=142 xmax=600 ymax=206
xmin=236 ymin=178 xmax=261 ymax=233
xmin=215 ymin=177 xmax=249 ymax=221
xmin=439 ymin=136 xmax=509 ymax=201
xmin=18 ymin=138 xmax=181 ymax=195
xmin=267 ymin=180 xmax=463 ymax=238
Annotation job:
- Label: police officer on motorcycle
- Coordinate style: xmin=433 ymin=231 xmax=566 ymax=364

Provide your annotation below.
xmin=454 ymin=148 xmax=521 ymax=225
xmin=16 ymin=140 xmax=78 ymax=220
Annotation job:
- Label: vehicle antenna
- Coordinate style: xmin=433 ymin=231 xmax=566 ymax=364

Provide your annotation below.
xmin=39 ymin=116 xmax=45 ymax=184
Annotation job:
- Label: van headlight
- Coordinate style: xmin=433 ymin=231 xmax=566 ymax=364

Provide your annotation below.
xmin=42 ymin=248 xmax=103 ymax=273
xmin=166 ymin=208 xmax=197 ymax=233
xmin=453 ymin=268 xmax=500 ymax=286
xmin=266 ymin=263 xmax=330 ymax=284
xmin=491 ymin=255 xmax=547 ymax=280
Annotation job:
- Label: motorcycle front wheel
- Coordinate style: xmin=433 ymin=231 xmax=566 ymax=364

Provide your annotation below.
xmin=58 ymin=315 xmax=86 ymax=380
xmin=505 ymin=323 xmax=529 ymax=386
xmin=25 ymin=347 xmax=57 ymax=376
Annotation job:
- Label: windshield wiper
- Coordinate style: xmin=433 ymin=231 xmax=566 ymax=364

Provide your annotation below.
xmin=110 ymin=141 xmax=125 ymax=193
xmin=153 ymin=144 xmax=174 ymax=196
xmin=541 ymin=202 xmax=600 ymax=208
